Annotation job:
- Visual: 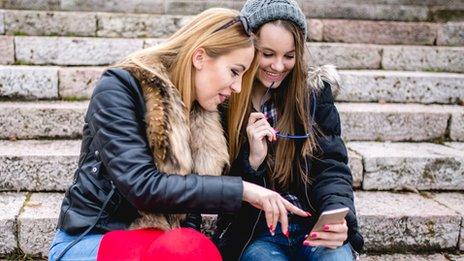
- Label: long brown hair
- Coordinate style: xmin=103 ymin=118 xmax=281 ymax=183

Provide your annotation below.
xmin=233 ymin=20 xmax=319 ymax=189
xmin=115 ymin=8 xmax=259 ymax=159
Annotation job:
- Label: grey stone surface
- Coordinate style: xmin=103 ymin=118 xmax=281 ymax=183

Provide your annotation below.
xmin=437 ymin=22 xmax=464 ymax=46
xmin=0 ymin=66 xmax=58 ymax=99
xmin=307 ymin=19 xmax=323 ymax=42
xmin=0 ymin=140 xmax=79 ymax=191
xmin=348 ymin=149 xmax=363 ymax=188
xmin=445 ymin=142 xmax=464 ymax=151
xmin=337 ymin=103 xmax=450 ymax=141
xmin=18 ymin=193 xmax=63 ymax=256
xmin=450 ymin=109 xmax=464 ymax=141
xmin=0 ymin=36 xmax=14 ymax=65
xmin=0 ymin=0 xmax=61 ymax=10
xmin=382 ymin=45 xmax=464 ymax=73
xmin=432 ymin=193 xmax=464 ymax=250
xmin=0 ymin=193 xmax=26 ymax=255
xmin=15 ymin=36 xmax=144 ymax=65
xmin=355 ymin=191 xmax=461 ymax=251
xmin=308 ymin=43 xmax=382 ymax=69
xmin=0 ymin=11 xmax=4 ymax=34
xmin=143 ymin=38 xmax=167 ymax=48
xmin=0 ymin=101 xmax=87 ymax=139
xmin=166 ymin=1 xmax=234 ymax=15
xmin=59 ymin=67 xmax=104 ymax=99
xmin=338 ymin=70 xmax=464 ymax=104
xmin=302 ymin=3 xmax=429 ymax=21
xmin=348 ymin=142 xmax=464 ymax=190
xmin=431 ymin=7 xmax=464 ymax=23
xmin=60 ymin=0 xmax=165 ymax=13
xmin=4 ymin=10 xmax=96 ymax=37
xmin=449 ymin=255 xmax=464 ymax=261
xmin=1 ymin=0 xmax=61 ymax=10
xmin=97 ymin=13 xmax=191 ymax=38
xmin=360 ymin=254 xmax=448 ymax=261
xmin=323 ymin=20 xmax=438 ymax=45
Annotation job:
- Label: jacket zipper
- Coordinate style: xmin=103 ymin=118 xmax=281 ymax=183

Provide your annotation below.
xmin=238 ymin=177 xmax=266 ymax=260
xmin=218 ymin=220 xmax=232 ymax=240
xmin=303 ymin=157 xmax=317 ymax=214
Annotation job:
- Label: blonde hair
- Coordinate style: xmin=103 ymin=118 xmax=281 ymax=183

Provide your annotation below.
xmin=115 ymin=8 xmax=259 ymax=160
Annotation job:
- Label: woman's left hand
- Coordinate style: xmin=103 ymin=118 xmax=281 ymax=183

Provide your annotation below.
xmin=303 ymin=219 xmax=348 ymax=249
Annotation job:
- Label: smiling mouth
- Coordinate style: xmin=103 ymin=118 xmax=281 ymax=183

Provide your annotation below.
xmin=262 ymin=69 xmax=285 ymax=81
xmin=218 ymin=94 xmax=229 ymax=103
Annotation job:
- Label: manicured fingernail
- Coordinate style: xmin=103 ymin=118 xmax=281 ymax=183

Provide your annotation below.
xmin=303 ymin=241 xmax=311 ymax=246
xmin=269 ymin=225 xmax=273 ymax=230
xmin=305 ymin=211 xmax=312 ymax=216
xmin=323 ymin=225 xmax=330 ymax=231
xmin=310 ymin=232 xmax=318 ymax=238
xmin=284 ymin=231 xmax=289 ymax=238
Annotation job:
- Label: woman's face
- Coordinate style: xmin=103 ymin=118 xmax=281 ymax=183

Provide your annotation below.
xmin=193 ymin=46 xmax=255 ymax=111
xmin=257 ymin=23 xmax=296 ymax=88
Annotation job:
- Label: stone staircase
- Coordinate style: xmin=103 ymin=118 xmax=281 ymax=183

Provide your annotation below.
xmin=0 ymin=0 xmax=463 ymax=260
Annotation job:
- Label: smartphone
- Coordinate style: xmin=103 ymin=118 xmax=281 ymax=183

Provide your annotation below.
xmin=312 ymin=207 xmax=350 ymax=231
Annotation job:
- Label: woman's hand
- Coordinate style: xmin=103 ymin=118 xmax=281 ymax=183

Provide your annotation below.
xmin=303 ymin=219 xmax=348 ymax=249
xmin=246 ymin=112 xmax=276 ymax=170
xmin=242 ymin=181 xmax=310 ymax=237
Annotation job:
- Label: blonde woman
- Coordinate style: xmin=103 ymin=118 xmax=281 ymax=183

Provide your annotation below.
xmin=48 ymin=8 xmax=308 ymax=261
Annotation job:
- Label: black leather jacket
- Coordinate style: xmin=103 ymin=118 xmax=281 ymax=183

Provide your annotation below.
xmin=213 ymin=83 xmax=364 ymax=260
xmin=57 ymin=68 xmax=244 ymax=235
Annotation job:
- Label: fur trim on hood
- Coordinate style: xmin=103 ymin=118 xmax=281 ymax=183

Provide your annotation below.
xmin=307 ymin=64 xmax=341 ymax=97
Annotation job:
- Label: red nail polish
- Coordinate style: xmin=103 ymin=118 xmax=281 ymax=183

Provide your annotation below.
xmin=269 ymin=225 xmax=273 ymax=230
xmin=323 ymin=225 xmax=330 ymax=231
xmin=306 ymin=211 xmax=312 ymax=217
xmin=284 ymin=231 xmax=289 ymax=238
xmin=303 ymin=241 xmax=310 ymax=246
xmin=310 ymin=232 xmax=318 ymax=238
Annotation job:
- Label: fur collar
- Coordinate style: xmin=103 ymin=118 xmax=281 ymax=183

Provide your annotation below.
xmin=125 ymin=64 xmax=229 ymax=231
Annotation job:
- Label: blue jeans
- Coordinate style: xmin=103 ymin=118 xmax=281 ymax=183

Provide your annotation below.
xmin=241 ymin=222 xmax=355 ymax=261
xmin=48 ymin=230 xmax=103 ymax=261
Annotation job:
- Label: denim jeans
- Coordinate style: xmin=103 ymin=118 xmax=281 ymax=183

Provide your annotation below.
xmin=241 ymin=221 xmax=355 ymax=261
xmin=48 ymin=230 xmax=103 ymax=261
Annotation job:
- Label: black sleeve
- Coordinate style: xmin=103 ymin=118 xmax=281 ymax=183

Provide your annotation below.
xmin=228 ymin=142 xmax=266 ymax=185
xmin=87 ymin=68 xmax=243 ymax=214
xmin=310 ymin=82 xmax=360 ymax=238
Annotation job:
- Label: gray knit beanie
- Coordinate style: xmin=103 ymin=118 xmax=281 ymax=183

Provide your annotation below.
xmin=240 ymin=0 xmax=307 ymax=39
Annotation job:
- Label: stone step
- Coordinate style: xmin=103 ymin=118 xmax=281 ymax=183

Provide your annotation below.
xmin=0 ymin=139 xmax=463 ymax=192
xmin=0 ymin=101 xmax=87 ymax=140
xmin=0 ymin=191 xmax=462 ymax=257
xmin=338 ymin=70 xmax=464 ymax=105
xmin=2 ymin=66 xmax=463 ymax=105
xmin=337 ymin=103 xmax=463 ymax=142
xmin=0 ymin=140 xmax=80 ymax=192
xmin=347 ymin=142 xmax=464 ymax=191
xmin=0 ymin=101 xmax=462 ymax=141
xmin=3 ymin=36 xmax=463 ymax=72
xmin=360 ymin=254 xmax=463 ymax=260
xmin=1 ymin=10 xmax=463 ymax=46
xmin=1 ymin=0 xmax=462 ymax=22
xmin=0 ymin=139 xmax=361 ymax=191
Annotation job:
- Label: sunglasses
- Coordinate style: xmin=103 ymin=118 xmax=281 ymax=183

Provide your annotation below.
xmin=259 ymin=82 xmax=316 ymax=140
xmin=213 ymin=15 xmax=252 ymax=36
